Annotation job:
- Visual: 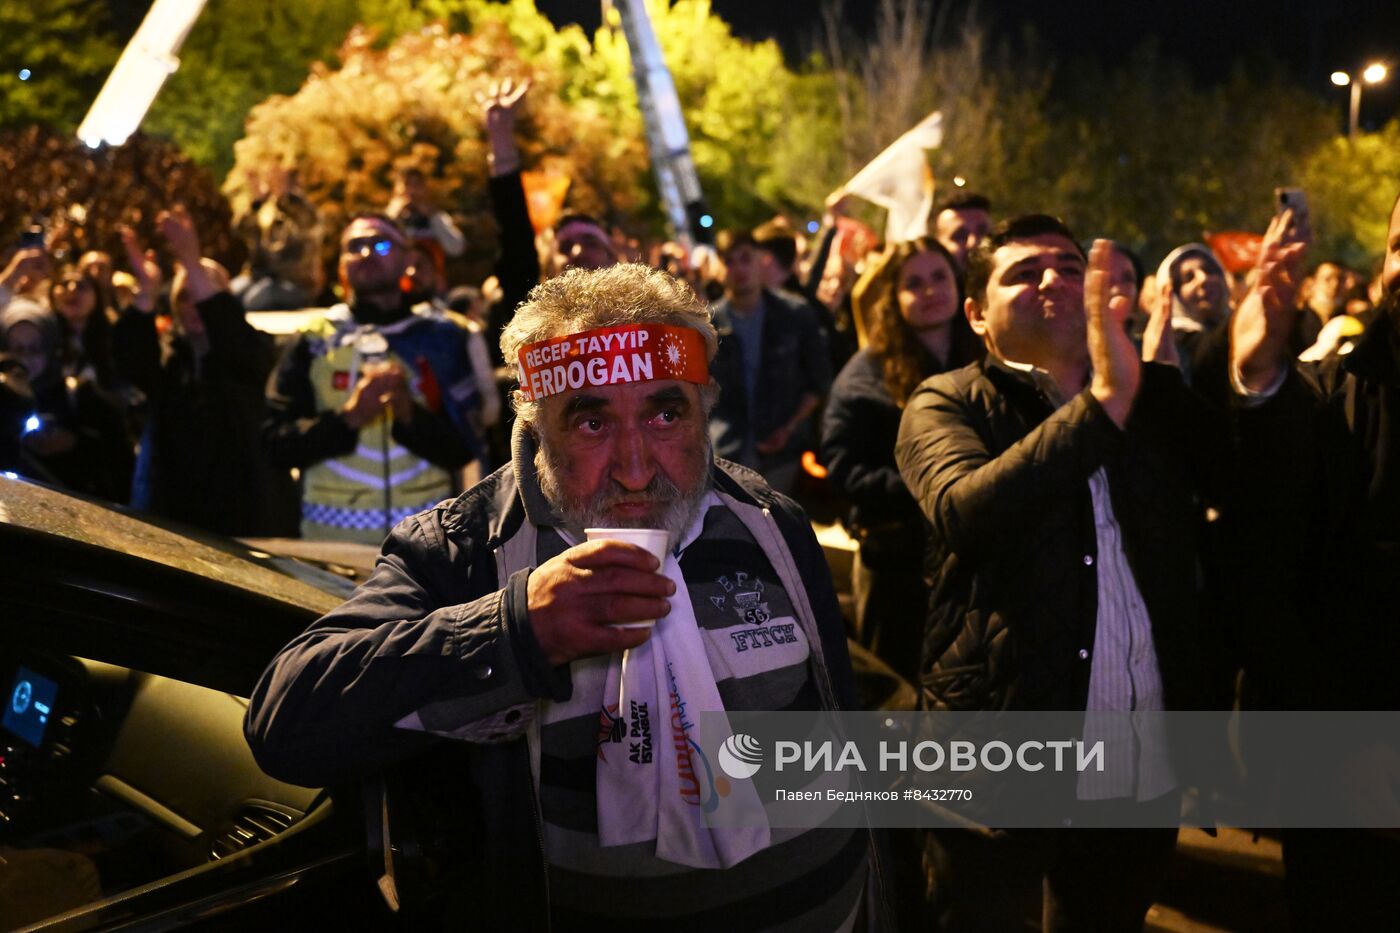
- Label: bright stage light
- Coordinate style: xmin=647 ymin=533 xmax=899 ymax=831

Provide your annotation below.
xmin=76 ymin=0 xmax=208 ymax=147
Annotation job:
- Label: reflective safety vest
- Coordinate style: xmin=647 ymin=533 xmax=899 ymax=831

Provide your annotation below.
xmin=298 ymin=306 xmax=465 ymax=544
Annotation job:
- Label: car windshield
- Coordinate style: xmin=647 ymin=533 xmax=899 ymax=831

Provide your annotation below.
xmin=0 ymin=476 xmax=355 ymax=612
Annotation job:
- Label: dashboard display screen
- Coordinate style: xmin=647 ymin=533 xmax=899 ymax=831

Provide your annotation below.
xmin=3 ymin=666 xmax=58 ymax=748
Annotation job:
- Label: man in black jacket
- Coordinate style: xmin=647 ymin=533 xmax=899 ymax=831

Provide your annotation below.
xmin=113 ymin=207 xmax=295 ymax=536
xmin=246 ymin=263 xmax=877 ymax=930
xmin=896 ymin=216 xmax=1226 ymax=931
xmin=1231 ymin=197 xmax=1400 ymax=931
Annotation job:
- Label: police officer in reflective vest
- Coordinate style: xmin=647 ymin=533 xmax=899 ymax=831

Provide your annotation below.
xmin=264 ymin=214 xmax=480 ymax=544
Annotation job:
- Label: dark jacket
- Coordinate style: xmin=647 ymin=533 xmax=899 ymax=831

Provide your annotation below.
xmin=243 ymin=458 xmax=859 ymax=929
xmin=112 ymin=292 xmax=295 ymax=536
xmin=895 ymin=359 xmax=1228 ymax=713
xmin=822 ymin=335 xmax=984 ymax=546
xmin=1231 ymin=310 xmax=1400 ymax=709
xmin=822 ymin=349 xmax=921 ymax=551
xmin=709 ymin=290 xmax=832 ymax=467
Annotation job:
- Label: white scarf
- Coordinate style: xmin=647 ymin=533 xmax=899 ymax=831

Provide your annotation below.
xmin=547 ymin=499 xmax=771 ymax=869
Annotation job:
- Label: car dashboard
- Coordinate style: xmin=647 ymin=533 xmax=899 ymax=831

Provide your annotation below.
xmin=0 ymin=651 xmax=362 ymax=931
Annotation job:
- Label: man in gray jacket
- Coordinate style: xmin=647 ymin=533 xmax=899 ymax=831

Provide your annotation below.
xmin=245 ymin=263 xmax=876 ymax=930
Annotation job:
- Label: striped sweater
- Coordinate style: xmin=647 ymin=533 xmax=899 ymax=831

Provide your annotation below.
xmin=536 ymin=505 xmax=865 ymax=931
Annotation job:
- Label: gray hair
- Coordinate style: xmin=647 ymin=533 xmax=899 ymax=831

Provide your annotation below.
xmin=500 ymin=262 xmax=719 ymax=424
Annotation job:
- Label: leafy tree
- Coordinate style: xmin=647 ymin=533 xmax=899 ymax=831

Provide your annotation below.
xmin=469 ymin=0 xmax=832 ymax=228
xmin=145 ymin=0 xmax=567 ymax=182
xmin=64 ymin=0 xmax=1392 ymax=268
xmin=221 ymin=0 xmax=833 ymax=248
xmin=0 ymin=0 xmax=119 ymax=132
xmin=631 ymin=0 xmax=819 ymax=226
xmin=1047 ymin=50 xmax=1338 ymax=262
xmin=1298 ymin=120 xmax=1400 ymax=271
xmin=815 ymin=2 xmax=1059 ymax=235
xmin=811 ymin=3 xmax=1392 ymax=271
xmin=224 ymin=21 xmax=649 ymax=281
xmin=145 ymin=1 xmax=490 ymax=180
xmin=0 ymin=126 xmax=242 ymax=272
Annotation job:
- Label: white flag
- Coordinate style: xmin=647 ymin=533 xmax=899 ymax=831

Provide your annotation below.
xmin=842 ymin=111 xmax=943 ymax=243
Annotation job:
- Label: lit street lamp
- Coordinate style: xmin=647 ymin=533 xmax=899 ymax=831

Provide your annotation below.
xmin=1331 ymin=63 xmax=1390 ymax=138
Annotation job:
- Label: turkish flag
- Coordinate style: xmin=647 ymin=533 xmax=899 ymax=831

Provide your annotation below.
xmin=1208 ymin=232 xmax=1263 ymax=273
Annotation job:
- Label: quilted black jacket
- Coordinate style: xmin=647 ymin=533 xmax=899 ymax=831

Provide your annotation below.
xmin=895 ymin=358 xmax=1229 ymax=713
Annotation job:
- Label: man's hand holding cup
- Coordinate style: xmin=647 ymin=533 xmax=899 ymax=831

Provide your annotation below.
xmin=527 ymin=536 xmax=674 ymax=666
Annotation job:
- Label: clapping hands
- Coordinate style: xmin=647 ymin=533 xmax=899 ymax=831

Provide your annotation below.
xmin=1085 ymin=239 xmax=1140 ymax=428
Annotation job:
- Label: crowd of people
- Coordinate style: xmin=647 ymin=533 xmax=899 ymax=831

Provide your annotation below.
xmin=2 ymin=75 xmax=1398 ymax=933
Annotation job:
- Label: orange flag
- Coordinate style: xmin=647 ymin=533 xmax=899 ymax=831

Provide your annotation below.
xmin=520 ymin=170 xmax=572 ymax=234
xmin=1207 ymin=231 xmax=1263 ymax=273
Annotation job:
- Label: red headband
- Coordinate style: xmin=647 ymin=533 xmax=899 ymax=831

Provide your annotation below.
xmin=517 ymin=323 xmax=709 ymax=402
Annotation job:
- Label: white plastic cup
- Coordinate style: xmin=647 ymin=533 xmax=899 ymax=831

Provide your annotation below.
xmin=584 ymin=527 xmax=670 ymax=628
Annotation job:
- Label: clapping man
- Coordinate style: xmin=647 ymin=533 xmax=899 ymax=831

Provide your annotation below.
xmin=896 ymin=215 xmax=1228 ymax=931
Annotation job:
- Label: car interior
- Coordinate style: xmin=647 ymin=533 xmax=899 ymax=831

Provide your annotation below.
xmin=0 ymin=648 xmax=367 ymax=931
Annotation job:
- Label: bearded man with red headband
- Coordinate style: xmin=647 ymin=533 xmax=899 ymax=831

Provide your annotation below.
xmin=245 ymin=263 xmax=880 ymax=930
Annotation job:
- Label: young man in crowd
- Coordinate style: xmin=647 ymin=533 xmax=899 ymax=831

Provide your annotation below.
xmin=931 ymin=193 xmax=993 ymax=271
xmin=896 ymin=215 xmax=1228 ymax=931
xmin=708 ymin=228 xmax=831 ymax=496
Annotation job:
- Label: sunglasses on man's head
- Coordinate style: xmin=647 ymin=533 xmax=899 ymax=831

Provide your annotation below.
xmin=344 ymin=236 xmax=397 ymax=258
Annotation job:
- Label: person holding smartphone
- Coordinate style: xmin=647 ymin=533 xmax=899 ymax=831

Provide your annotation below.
xmin=1229 ymin=192 xmax=1400 ymax=931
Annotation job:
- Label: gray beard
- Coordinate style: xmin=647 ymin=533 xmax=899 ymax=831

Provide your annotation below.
xmin=534 ymin=436 xmax=713 ymax=552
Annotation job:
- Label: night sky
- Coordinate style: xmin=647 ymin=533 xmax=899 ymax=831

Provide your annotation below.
xmin=537 ymin=0 xmax=1400 ymax=128
xmin=109 ymin=1 xmax=1400 ymax=127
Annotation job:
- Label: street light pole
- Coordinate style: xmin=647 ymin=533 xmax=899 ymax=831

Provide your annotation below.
xmin=1350 ymin=79 xmax=1362 ymax=138
xmin=1332 ymin=63 xmax=1390 ymax=138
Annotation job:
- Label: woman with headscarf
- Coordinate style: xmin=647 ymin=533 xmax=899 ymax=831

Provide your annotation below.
xmin=1154 ymin=244 xmax=1232 ymax=393
xmin=0 ymin=299 xmax=132 ymax=501
xmin=820 ymin=238 xmax=983 ymax=684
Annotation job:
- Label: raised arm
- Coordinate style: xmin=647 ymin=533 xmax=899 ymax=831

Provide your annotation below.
xmin=480 ymin=77 xmax=539 ymax=349
xmin=1231 ymin=210 xmax=1309 ymax=394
